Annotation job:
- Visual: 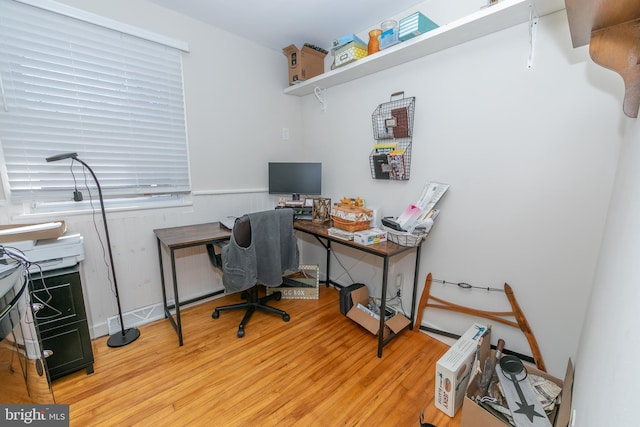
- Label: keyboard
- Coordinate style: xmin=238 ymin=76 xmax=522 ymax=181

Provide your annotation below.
xmin=219 ymin=216 xmax=237 ymax=230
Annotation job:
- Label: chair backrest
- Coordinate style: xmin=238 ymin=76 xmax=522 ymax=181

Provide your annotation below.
xmin=232 ymin=215 xmax=251 ymax=248
xmin=221 ymin=209 xmax=299 ymax=291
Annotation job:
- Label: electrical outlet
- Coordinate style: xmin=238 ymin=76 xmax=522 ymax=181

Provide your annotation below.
xmin=395 ymin=273 xmax=403 ymax=297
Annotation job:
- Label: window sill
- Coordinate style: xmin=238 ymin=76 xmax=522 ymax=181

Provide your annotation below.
xmin=14 ymin=194 xmax=193 ymax=221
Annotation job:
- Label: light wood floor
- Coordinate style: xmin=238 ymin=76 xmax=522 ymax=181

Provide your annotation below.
xmin=53 ymin=286 xmax=463 ymax=426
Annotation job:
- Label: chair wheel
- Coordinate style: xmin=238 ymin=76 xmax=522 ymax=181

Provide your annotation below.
xmin=237 ymin=328 xmax=245 ymax=338
xmin=274 ymin=292 xmax=282 ymax=301
xmin=212 ymin=310 xmax=220 ymax=319
xmin=282 ymin=313 xmax=290 ymax=322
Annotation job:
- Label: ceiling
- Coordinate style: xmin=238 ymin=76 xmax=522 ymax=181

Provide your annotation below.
xmin=148 ymin=0 xmax=567 ymax=53
xmin=148 ymin=0 xmax=441 ymax=52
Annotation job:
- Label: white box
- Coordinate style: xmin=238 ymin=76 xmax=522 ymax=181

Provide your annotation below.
xmin=353 ymin=228 xmax=387 ymax=246
xmin=435 ymin=323 xmax=489 ymax=417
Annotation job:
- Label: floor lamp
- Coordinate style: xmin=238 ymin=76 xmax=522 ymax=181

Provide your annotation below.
xmin=46 ymin=152 xmax=140 ymax=347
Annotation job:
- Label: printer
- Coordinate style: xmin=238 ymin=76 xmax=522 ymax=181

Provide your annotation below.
xmin=21 ymin=233 xmax=85 ymax=273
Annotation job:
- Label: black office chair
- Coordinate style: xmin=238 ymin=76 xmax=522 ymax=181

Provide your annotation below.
xmin=208 ymin=209 xmax=299 ymax=337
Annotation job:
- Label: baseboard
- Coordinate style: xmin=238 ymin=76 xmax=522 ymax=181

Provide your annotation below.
xmin=107 ymin=303 xmax=165 ymax=336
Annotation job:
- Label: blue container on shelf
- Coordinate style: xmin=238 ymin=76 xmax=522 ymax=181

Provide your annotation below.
xmin=379 ymin=19 xmax=400 ymax=50
xmin=398 ymin=12 xmax=439 ymax=41
xmin=331 ymin=33 xmax=366 ymax=51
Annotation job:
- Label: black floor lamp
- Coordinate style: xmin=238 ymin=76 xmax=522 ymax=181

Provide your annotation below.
xmin=46 ymin=152 xmax=140 ymax=347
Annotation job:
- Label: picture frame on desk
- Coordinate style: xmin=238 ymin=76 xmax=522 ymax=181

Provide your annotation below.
xmin=304 ymin=198 xmax=314 ymax=208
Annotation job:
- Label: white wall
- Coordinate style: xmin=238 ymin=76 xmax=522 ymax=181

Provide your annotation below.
xmin=1 ymin=3 xmax=634 ymax=409
xmin=298 ymin=8 xmax=625 ymax=377
xmin=571 ymin=117 xmax=640 ymax=426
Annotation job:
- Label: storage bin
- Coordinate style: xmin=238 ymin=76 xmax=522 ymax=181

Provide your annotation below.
xmin=399 ymin=12 xmax=439 ymax=41
xmin=333 ymin=40 xmax=367 ymax=68
xmin=331 ymin=204 xmax=372 ymax=232
xmin=382 ymin=225 xmax=427 ymax=247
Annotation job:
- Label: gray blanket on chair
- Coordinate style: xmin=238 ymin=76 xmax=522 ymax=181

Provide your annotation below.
xmin=222 ymin=209 xmax=299 ymax=293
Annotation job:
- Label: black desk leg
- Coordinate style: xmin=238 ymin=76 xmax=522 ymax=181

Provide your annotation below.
xmin=169 ymin=248 xmax=183 ymax=346
xmin=409 ymin=244 xmax=422 ymax=330
xmin=157 ymin=239 xmax=168 ymax=317
xmin=377 ymin=256 xmax=390 ymax=358
xmin=325 ymin=240 xmax=332 ymax=287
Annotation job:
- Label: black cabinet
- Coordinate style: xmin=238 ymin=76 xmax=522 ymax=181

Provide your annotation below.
xmin=30 ymin=266 xmax=94 ymax=380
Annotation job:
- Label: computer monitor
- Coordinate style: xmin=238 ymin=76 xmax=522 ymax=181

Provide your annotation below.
xmin=268 ymin=162 xmax=322 ymax=200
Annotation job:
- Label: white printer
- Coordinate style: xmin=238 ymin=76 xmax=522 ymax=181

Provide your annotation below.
xmin=22 ymin=233 xmax=85 ymax=272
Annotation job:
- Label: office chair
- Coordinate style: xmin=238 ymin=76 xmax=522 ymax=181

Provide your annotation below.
xmin=208 ymin=209 xmax=299 ymax=337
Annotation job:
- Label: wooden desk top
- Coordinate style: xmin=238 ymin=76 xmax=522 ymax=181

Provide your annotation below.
xmin=154 ymin=222 xmax=231 ymax=248
xmin=293 ymin=220 xmax=419 ymax=257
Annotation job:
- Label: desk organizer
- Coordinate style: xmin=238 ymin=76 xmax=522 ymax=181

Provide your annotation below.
xmin=369 ymin=92 xmax=415 ymax=181
xmin=382 ymin=225 xmax=426 ymax=247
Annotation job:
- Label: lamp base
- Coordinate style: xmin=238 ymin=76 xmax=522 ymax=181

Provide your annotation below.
xmin=106 ymin=328 xmax=141 ymax=348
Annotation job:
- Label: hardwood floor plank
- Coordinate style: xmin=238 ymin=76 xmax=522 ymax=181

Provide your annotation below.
xmin=53 ymin=286 xmax=462 ymax=426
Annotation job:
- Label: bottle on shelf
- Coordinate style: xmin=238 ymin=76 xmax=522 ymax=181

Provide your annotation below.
xmin=368 ymin=29 xmax=382 ymax=55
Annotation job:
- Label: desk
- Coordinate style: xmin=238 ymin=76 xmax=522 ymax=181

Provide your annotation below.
xmin=293 ymin=220 xmax=424 ymax=357
xmin=154 ymin=222 xmax=231 ymax=346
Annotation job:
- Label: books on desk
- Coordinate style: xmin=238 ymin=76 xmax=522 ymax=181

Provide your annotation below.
xmin=328 ymin=227 xmax=354 ymax=241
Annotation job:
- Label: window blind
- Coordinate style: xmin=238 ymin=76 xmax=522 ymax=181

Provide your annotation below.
xmin=0 ymin=0 xmax=190 ymax=202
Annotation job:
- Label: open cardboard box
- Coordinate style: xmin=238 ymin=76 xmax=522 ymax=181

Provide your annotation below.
xmin=461 ymin=350 xmax=574 ymax=427
xmin=435 ymin=323 xmax=490 ymax=417
xmin=346 ymin=285 xmax=410 ymax=339
xmin=282 ymin=44 xmax=327 ymax=85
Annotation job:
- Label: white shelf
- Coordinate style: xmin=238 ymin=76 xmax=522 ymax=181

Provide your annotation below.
xmin=284 ymin=0 xmax=547 ymax=97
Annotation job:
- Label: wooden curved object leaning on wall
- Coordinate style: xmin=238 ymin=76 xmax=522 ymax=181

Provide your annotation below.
xmin=414 ymin=272 xmax=546 ymax=372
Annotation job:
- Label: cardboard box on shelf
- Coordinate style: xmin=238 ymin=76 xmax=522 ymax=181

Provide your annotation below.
xmin=282 ymin=44 xmax=328 ymax=85
xmin=435 ymin=323 xmax=490 ymax=417
xmin=462 ymin=354 xmax=574 ymax=427
xmin=345 ymin=285 xmax=410 ymax=339
xmin=353 ymin=228 xmax=387 ymax=246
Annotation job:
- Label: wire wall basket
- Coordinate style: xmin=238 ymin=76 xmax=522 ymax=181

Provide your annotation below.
xmin=369 ymin=92 xmax=415 ymax=181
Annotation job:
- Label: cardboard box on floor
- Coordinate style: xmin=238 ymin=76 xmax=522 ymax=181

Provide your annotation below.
xmin=282 ymin=44 xmax=327 ymax=85
xmin=461 ymin=351 xmax=574 ymax=427
xmin=346 ymin=285 xmax=410 ymax=339
xmin=435 ymin=323 xmax=490 ymax=417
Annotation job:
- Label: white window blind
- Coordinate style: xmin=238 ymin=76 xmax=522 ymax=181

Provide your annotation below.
xmin=0 ymin=0 xmax=190 ymax=202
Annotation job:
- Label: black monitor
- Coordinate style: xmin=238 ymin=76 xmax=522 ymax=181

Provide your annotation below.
xmin=268 ymin=162 xmax=322 ymax=200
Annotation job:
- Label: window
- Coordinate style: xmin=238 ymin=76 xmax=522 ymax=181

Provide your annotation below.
xmin=0 ymin=0 xmax=190 ymax=203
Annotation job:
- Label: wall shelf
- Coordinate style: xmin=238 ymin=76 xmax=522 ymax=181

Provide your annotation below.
xmin=284 ymin=0 xmax=558 ymax=97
